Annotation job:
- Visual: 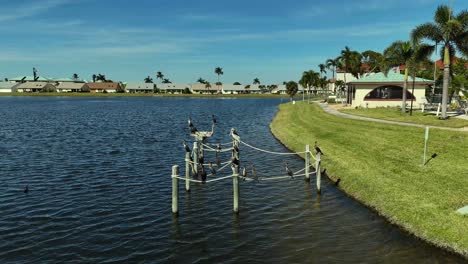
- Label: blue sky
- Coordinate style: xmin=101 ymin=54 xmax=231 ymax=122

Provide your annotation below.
xmin=0 ymin=0 xmax=464 ymax=84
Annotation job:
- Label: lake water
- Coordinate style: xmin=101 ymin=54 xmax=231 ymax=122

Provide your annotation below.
xmin=0 ymin=97 xmax=464 ymax=263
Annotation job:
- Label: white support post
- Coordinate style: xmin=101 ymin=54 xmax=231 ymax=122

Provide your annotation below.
xmin=172 ymin=165 xmax=179 ymax=215
xmin=305 ymin=145 xmax=310 ymax=181
xmin=316 ymin=153 xmax=321 ymax=194
xmin=185 ymin=152 xmax=190 ymax=192
xmin=233 ymin=166 xmax=239 ymax=214
xmin=436 ymin=103 xmax=441 ymax=116
xmin=423 ymin=126 xmax=429 ymax=166
xmin=193 ymin=142 xmax=198 ymax=175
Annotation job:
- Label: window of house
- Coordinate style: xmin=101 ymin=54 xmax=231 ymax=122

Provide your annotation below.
xmin=364 ymin=85 xmax=415 ymax=100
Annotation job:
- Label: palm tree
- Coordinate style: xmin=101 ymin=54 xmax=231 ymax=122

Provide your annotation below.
xmin=384 ymin=40 xmax=433 ymax=113
xmin=326 ymin=57 xmax=339 ymax=79
xmin=205 ymin=82 xmax=211 ymax=94
xmin=285 ymin=81 xmax=298 ymax=101
xmin=162 ymin=78 xmax=171 ymax=84
xmin=96 ymin=74 xmax=106 ymax=82
xmin=299 ymin=70 xmax=319 ymax=101
xmin=253 ymin=78 xmax=260 ymax=85
xmin=144 ymin=76 xmax=153 ymax=83
xmin=411 ymin=5 xmax=468 ymax=119
xmin=156 ymin=71 xmax=164 ymax=83
xmin=338 ymin=46 xmax=363 ymax=104
xmin=92 ymin=74 xmax=97 ymax=83
xmin=318 ymin=63 xmax=327 ymax=78
xmin=214 ymin=67 xmax=223 ymax=86
xmin=384 ymin=41 xmax=415 ymax=113
xmin=197 ymin=77 xmax=206 ymax=84
xmin=72 ymin=73 xmax=79 ymax=81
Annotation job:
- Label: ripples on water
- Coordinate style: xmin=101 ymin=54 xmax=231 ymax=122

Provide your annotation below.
xmin=0 ymin=97 xmax=463 ymax=263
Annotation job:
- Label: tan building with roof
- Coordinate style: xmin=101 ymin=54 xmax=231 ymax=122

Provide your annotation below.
xmin=83 ymin=82 xmax=123 ymax=93
xmin=55 ymin=82 xmax=85 ymax=92
xmin=16 ymin=82 xmax=56 ymax=92
xmin=348 ymin=71 xmax=433 ymax=108
xmin=191 ymin=83 xmax=221 ymax=94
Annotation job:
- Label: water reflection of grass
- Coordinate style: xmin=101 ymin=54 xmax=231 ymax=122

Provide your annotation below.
xmin=271 ymin=101 xmax=468 ymax=257
xmin=339 ymin=107 xmax=468 ymax=128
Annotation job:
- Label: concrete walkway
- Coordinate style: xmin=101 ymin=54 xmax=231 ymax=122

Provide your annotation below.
xmin=316 ymin=102 xmax=468 ymax=132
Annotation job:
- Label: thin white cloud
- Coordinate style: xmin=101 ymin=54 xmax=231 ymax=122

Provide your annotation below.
xmin=0 ymin=0 xmax=71 ymax=22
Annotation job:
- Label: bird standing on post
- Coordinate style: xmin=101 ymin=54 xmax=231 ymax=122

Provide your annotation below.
xmin=285 ymin=162 xmax=294 ymax=179
xmin=241 ymin=166 xmax=247 ymax=181
xmin=183 ymin=140 xmax=191 ymax=153
xmin=314 ymin=141 xmax=324 ymax=155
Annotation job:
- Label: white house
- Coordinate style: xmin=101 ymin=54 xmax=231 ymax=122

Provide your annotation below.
xmin=126 ymin=82 xmax=154 ymax=93
xmin=55 ymin=82 xmax=85 ymax=92
xmin=222 ymin=84 xmax=245 ymax=94
xmin=15 ymin=82 xmax=57 ymax=92
xmin=0 ymin=82 xmax=18 ymax=92
xmin=159 ymin=83 xmax=190 ymax=94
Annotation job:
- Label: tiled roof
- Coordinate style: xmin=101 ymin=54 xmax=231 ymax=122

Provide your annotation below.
xmin=349 ymin=71 xmax=433 ymax=84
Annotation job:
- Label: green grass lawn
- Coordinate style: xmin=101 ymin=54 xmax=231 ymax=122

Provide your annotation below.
xmin=271 ymin=101 xmax=468 ymax=257
xmin=339 ymin=107 xmax=468 ymax=128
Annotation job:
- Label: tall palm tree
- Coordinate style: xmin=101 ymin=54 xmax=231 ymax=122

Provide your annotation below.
xmin=156 ymin=71 xmax=164 ymax=83
xmin=384 ymin=40 xmax=434 ymax=113
xmin=72 ymin=73 xmax=79 ymax=81
xmin=326 ymin=57 xmax=339 ymax=79
xmin=299 ymin=70 xmax=319 ymax=101
xmin=384 ymin=41 xmax=415 ymax=113
xmin=162 ymin=78 xmax=171 ymax=84
xmin=214 ymin=67 xmax=223 ymax=92
xmin=92 ymin=74 xmax=97 ymax=83
xmin=253 ymin=78 xmax=260 ymax=85
xmin=144 ymin=76 xmax=153 ymax=83
xmin=318 ymin=63 xmax=327 ymax=78
xmin=411 ymin=5 xmax=468 ymax=119
xmin=205 ymin=82 xmax=211 ymax=94
xmin=197 ymin=77 xmax=206 ymax=84
xmin=338 ymin=46 xmax=353 ymax=103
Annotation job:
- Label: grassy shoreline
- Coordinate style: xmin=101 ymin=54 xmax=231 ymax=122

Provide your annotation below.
xmin=0 ymin=92 xmax=305 ymax=99
xmin=339 ymin=107 xmax=468 ymax=128
xmin=270 ymin=101 xmax=468 ymax=258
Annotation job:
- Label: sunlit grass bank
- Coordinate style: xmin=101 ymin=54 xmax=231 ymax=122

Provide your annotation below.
xmin=338 ymin=107 xmax=468 ymax=128
xmin=270 ymin=101 xmax=468 ymax=257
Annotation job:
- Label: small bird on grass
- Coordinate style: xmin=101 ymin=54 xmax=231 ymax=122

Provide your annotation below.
xmin=314 ymin=141 xmax=324 ymax=156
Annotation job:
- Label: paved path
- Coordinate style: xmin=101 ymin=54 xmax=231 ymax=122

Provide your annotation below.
xmin=316 ymin=102 xmax=468 ymax=132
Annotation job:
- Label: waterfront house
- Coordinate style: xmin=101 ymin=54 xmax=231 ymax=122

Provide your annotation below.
xmin=55 ymin=82 xmax=85 ymax=92
xmin=245 ymin=85 xmax=262 ymax=94
xmin=0 ymin=82 xmax=18 ymax=92
xmin=159 ymin=83 xmax=189 ymax=94
xmin=191 ymin=83 xmax=221 ymax=94
xmin=126 ymin=82 xmax=154 ymax=93
xmin=221 ymin=84 xmax=245 ymax=94
xmin=347 ymin=71 xmax=433 ymax=108
xmin=15 ymin=81 xmax=56 ymax=92
xmin=83 ymin=82 xmax=123 ymax=93
xmin=271 ymin=84 xmax=305 ymax=94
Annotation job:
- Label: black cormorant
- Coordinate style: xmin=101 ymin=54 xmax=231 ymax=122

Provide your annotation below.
xmin=314 ymin=141 xmax=324 ymax=155
xmin=285 ymin=162 xmax=293 ymax=179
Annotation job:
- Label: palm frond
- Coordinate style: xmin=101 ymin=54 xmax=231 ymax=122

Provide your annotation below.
xmin=411 ymin=23 xmax=443 ymax=44
xmin=434 ymin=5 xmax=451 ymax=26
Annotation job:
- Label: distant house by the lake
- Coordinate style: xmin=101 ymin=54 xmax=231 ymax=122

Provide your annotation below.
xmin=125 ymin=82 xmax=154 ymax=93
xmin=0 ymin=82 xmax=18 ymax=93
xmin=55 ymin=82 xmax=85 ymax=93
xmin=83 ymin=82 xmax=123 ymax=93
xmin=15 ymin=82 xmax=57 ymax=93
xmin=158 ymin=83 xmax=190 ymax=94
